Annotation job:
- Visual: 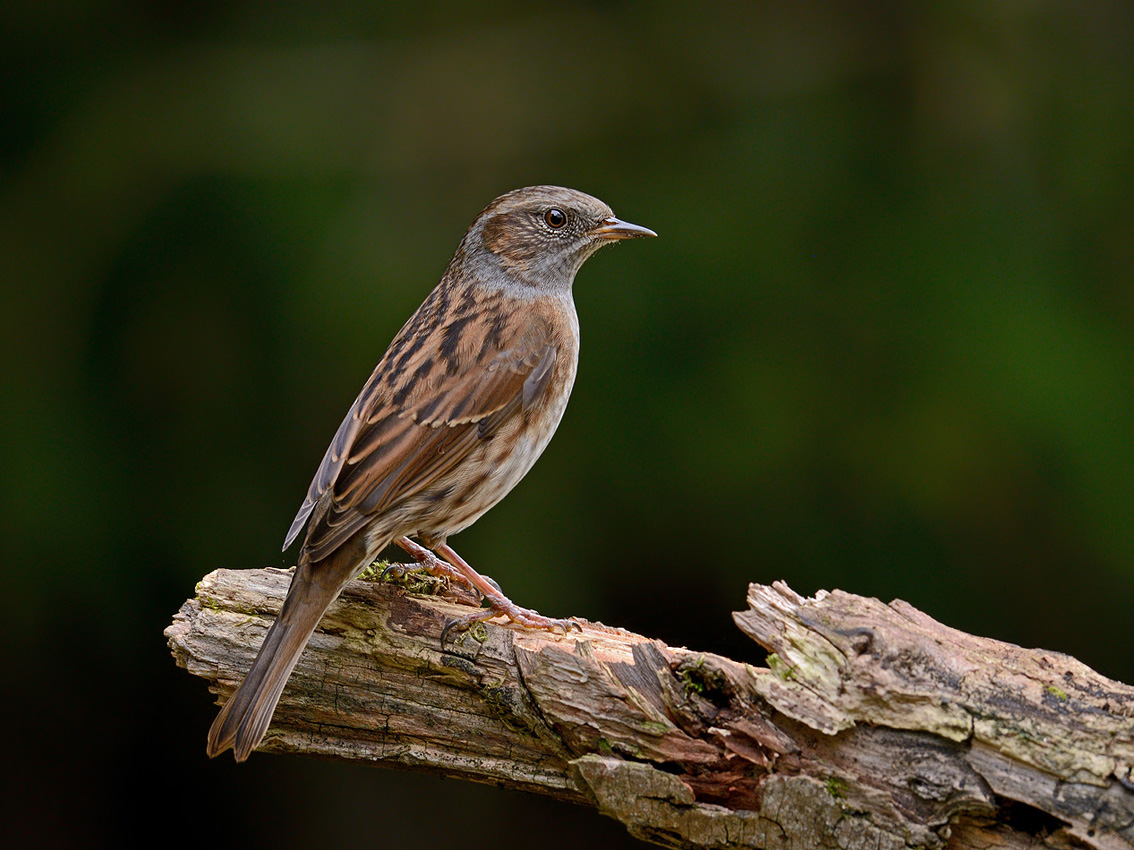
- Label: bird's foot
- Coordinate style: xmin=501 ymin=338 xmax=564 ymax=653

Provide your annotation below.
xmin=388 ymin=537 xmax=474 ymax=588
xmin=395 ymin=541 xmax=580 ymax=644
xmin=441 ymin=599 xmax=581 ymax=646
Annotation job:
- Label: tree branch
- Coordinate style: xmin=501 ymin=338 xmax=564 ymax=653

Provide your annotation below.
xmin=166 ymin=568 xmax=1134 ymax=849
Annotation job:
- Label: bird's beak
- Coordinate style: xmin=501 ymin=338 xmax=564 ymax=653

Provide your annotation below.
xmin=592 ymin=216 xmax=657 ymax=241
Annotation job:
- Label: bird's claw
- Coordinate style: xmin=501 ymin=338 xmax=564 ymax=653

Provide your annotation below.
xmin=440 ymin=604 xmax=582 ymax=647
xmin=441 ymin=611 xmax=493 ymax=647
xmin=379 ymin=562 xmax=409 ymax=581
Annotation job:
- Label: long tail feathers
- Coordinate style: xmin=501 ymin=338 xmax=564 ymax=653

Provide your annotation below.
xmin=206 ymin=557 xmax=358 ymax=762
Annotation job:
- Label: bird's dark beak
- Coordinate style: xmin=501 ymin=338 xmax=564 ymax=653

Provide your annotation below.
xmin=592 ymin=216 xmax=657 ymax=241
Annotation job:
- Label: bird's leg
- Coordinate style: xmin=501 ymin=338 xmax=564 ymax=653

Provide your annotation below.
xmin=383 ymin=536 xmax=471 ymax=587
xmin=433 ymin=543 xmax=581 ymax=640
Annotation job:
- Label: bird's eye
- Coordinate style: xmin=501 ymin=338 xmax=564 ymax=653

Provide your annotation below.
xmin=544 ymin=208 xmax=568 ymax=229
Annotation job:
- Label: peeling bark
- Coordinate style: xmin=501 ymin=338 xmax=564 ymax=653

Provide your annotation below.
xmin=167 ymin=569 xmax=1134 ymax=849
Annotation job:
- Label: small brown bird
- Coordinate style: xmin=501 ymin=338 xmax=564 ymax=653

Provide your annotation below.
xmin=207 ymin=185 xmax=655 ymax=761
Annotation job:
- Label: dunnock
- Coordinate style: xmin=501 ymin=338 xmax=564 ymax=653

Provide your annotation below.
xmin=207 ymin=186 xmax=655 ymax=761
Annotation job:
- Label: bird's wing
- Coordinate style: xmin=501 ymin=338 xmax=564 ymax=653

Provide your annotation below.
xmin=284 ymin=307 xmax=559 ymax=563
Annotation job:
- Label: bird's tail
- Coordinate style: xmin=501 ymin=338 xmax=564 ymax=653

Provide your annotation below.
xmin=206 ymin=550 xmax=361 ymax=762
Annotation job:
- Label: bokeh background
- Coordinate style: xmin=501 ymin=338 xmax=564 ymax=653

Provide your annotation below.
xmin=3 ymin=2 xmax=1132 ymax=847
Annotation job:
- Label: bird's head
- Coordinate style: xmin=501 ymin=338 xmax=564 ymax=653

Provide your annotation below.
xmin=464 ymin=185 xmax=656 ymax=292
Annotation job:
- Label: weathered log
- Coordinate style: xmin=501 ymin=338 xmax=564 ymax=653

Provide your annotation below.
xmin=166 ymin=567 xmax=1134 ymax=849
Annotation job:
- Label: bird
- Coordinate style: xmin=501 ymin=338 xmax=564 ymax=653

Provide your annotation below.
xmin=206 ymin=185 xmax=655 ymax=761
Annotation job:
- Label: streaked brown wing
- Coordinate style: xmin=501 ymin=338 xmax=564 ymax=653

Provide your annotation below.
xmin=285 ymin=309 xmax=558 ymax=564
xmin=281 ymin=399 xmax=366 ymax=552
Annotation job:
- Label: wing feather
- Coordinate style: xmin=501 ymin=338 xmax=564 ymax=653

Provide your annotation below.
xmin=283 ymin=301 xmax=561 ymax=562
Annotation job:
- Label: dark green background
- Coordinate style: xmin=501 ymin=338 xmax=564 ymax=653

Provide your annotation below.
xmin=4 ymin=2 xmax=1132 ymax=847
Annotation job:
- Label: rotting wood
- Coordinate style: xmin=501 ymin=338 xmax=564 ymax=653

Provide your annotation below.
xmin=167 ymin=568 xmax=1134 ymax=850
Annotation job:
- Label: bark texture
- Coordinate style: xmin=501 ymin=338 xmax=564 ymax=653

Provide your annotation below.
xmin=167 ymin=568 xmax=1134 ymax=849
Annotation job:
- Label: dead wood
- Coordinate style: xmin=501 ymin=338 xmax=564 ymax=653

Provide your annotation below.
xmin=166 ymin=568 xmax=1134 ymax=849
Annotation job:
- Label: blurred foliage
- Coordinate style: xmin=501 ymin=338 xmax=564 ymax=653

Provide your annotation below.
xmin=2 ymin=2 xmax=1132 ymax=848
